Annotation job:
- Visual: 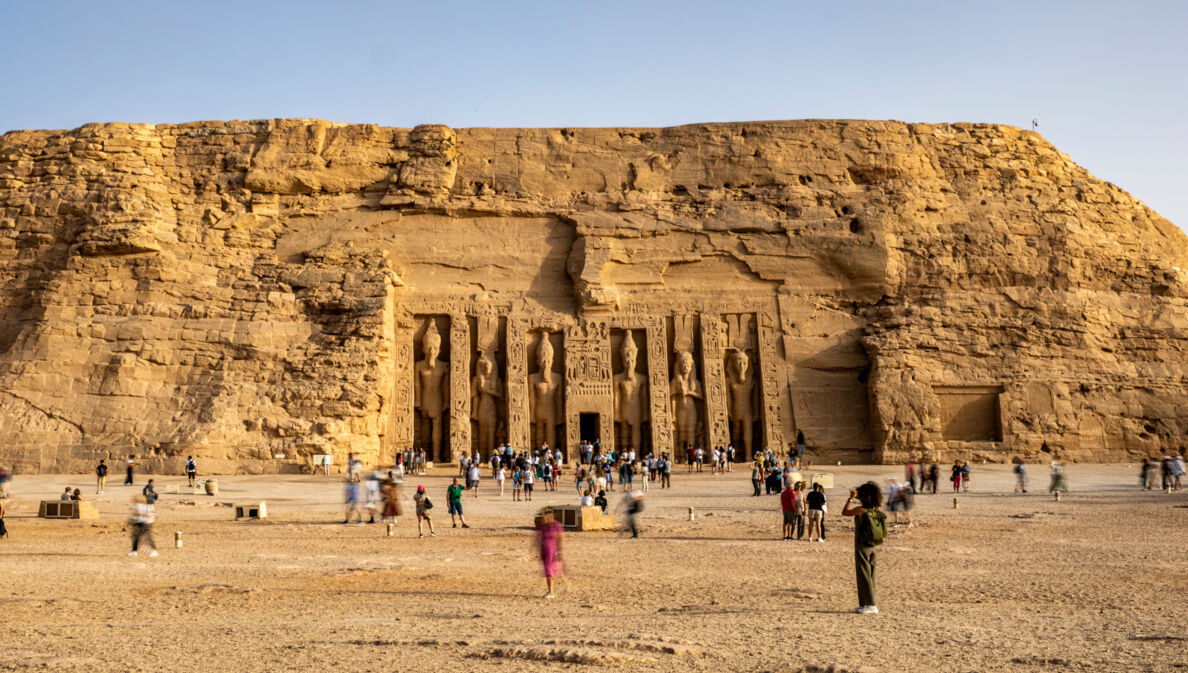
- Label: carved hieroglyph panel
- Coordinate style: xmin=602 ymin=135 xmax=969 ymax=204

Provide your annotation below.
xmin=392 ymin=329 xmax=415 ymax=449
xmin=645 ymin=321 xmax=673 ymax=456
xmin=449 ymin=314 xmax=471 ymax=462
xmin=757 ymin=309 xmax=787 ymax=451
xmin=564 ymin=319 xmax=613 ymax=452
xmin=505 ymin=317 xmax=530 ymax=450
xmin=700 ymin=313 xmax=730 ymax=450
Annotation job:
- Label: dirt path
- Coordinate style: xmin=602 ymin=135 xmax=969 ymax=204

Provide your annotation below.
xmin=0 ymin=463 xmax=1185 ymax=672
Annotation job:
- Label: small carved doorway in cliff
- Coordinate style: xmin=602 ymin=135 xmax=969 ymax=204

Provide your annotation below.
xmin=579 ymin=413 xmax=600 ymax=449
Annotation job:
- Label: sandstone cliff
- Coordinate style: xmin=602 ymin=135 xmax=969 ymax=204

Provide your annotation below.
xmin=0 ymin=119 xmax=1184 ymax=472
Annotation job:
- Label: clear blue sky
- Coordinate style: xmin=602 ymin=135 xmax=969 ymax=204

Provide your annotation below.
xmin=3 ymin=1 xmax=1184 ymax=231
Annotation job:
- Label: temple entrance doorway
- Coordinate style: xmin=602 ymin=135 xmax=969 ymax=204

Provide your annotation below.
xmin=579 ymin=413 xmax=600 ymax=448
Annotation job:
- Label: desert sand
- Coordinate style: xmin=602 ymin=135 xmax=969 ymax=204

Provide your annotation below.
xmin=0 ymin=463 xmax=1185 ymax=672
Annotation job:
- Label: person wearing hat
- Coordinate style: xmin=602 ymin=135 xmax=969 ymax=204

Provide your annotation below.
xmin=413 ymin=485 xmax=436 ymax=538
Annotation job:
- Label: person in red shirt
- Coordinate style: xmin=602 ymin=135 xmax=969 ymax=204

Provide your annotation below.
xmin=780 ymin=483 xmax=799 ymax=540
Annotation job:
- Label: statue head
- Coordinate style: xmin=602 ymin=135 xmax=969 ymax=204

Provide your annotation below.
xmin=477 ymin=351 xmax=495 ymax=376
xmin=729 ymin=349 xmax=750 ymax=377
xmin=423 ymin=321 xmax=442 ymax=361
xmin=677 ymin=350 xmax=695 ymax=377
xmin=621 ymin=330 xmax=638 ymax=373
xmin=537 ymin=333 xmax=554 ymax=371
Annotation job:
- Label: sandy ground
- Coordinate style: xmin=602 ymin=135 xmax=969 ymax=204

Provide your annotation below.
xmin=0 ymin=463 xmax=1185 ymax=672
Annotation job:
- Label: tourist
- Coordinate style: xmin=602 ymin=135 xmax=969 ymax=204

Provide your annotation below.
xmin=496 ymin=464 xmax=506 ymax=496
xmin=623 ymin=489 xmax=644 ymax=538
xmin=1049 ymin=461 xmax=1068 ymax=496
xmin=638 ymin=460 xmax=649 ymax=492
xmin=751 ymin=460 xmax=763 ymax=496
xmin=490 ymin=450 xmax=500 ymax=478
xmin=445 ymin=477 xmax=469 ymax=528
xmin=1174 ymin=455 xmax=1185 ymax=491
xmin=60 ymin=487 xmax=72 ymax=501
xmin=381 ymin=479 xmax=402 ymax=524
xmin=321 ymin=452 xmax=333 ymax=477
xmin=536 ymin=508 xmax=565 ymax=599
xmin=594 ymin=489 xmax=608 ymax=514
xmin=468 ymin=461 xmax=481 ymax=498
xmin=905 ymin=459 xmax=919 ymax=493
xmin=365 ymin=473 xmax=381 ymax=524
xmin=950 ymin=461 xmax=963 ymax=492
xmin=349 ymin=453 xmax=363 ymax=480
xmin=795 ymin=430 xmax=806 ymax=467
xmin=0 ymin=498 xmax=7 ymax=540
xmin=695 ymin=446 xmax=705 ymax=472
xmin=128 ymin=494 xmax=158 ymax=557
xmin=885 ymin=478 xmax=901 ymax=523
xmin=806 ymin=482 xmax=826 ymax=542
xmin=624 ymin=460 xmax=635 ymax=489
xmin=1014 ymin=460 xmax=1027 ymax=493
xmin=960 ymin=462 xmax=971 ymax=492
xmin=413 ymin=485 xmax=436 ymax=537
xmin=0 ymin=465 xmax=9 ymax=500
xmin=142 ymin=480 xmax=158 ymax=505
xmin=343 ymin=476 xmax=362 ymax=524
xmin=1161 ymin=456 xmax=1174 ymax=491
xmin=124 ymin=455 xmax=137 ymax=485
xmin=512 ymin=466 xmax=523 ymax=501
xmin=579 ymin=489 xmax=594 ymax=506
xmin=96 ymin=459 xmax=107 ymax=494
xmin=780 ymin=479 xmax=799 ymax=540
xmin=842 ymin=482 xmax=887 ymax=614
xmin=71 ymin=488 xmax=82 ymax=501
xmin=792 ymin=481 xmax=807 ymax=539
xmin=661 ymin=454 xmax=672 ymax=488
xmin=541 ymin=460 xmax=553 ymax=492
xmin=928 ymin=463 xmax=940 ymax=494
xmin=523 ymin=464 xmax=536 ymax=501
xmin=710 ymin=447 xmax=720 ymax=475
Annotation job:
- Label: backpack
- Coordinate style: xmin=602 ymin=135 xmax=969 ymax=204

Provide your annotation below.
xmin=423 ymin=497 xmax=433 ymax=510
xmin=857 ymin=509 xmax=887 ymax=547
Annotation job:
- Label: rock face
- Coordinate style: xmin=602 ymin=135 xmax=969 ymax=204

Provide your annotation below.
xmin=0 ymin=119 xmax=1184 ymax=473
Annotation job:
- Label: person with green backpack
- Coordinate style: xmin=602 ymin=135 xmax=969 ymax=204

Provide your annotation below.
xmin=842 ymin=481 xmax=887 ymax=615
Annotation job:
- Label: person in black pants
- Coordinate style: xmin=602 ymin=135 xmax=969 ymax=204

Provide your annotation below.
xmin=124 ymin=455 xmax=137 ymax=485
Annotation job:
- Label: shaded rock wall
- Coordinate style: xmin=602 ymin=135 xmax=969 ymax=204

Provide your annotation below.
xmin=0 ymin=119 xmax=1184 ymax=472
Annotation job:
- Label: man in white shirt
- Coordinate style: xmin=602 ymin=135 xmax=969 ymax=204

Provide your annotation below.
xmin=321 ymin=452 xmax=333 ymax=476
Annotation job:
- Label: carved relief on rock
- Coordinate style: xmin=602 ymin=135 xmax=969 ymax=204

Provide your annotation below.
xmin=448 ymin=314 xmax=471 ymax=462
xmin=391 ymin=329 xmax=415 ymax=451
xmin=528 ymin=332 xmax=564 ymax=452
xmin=699 ymin=314 xmax=730 ymax=453
xmin=724 ymin=314 xmax=759 ymax=459
xmin=470 ymin=316 xmax=504 ymax=458
xmin=505 ymin=318 xmax=530 ymax=450
xmin=756 ymin=309 xmax=787 ymax=453
xmin=613 ymin=329 xmax=648 ymax=451
xmin=645 ymin=322 xmax=674 ymax=456
xmin=670 ymin=315 xmax=705 ymax=453
xmin=413 ymin=318 xmax=449 ymax=461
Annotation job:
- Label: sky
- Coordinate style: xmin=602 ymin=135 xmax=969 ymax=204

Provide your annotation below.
xmin=2 ymin=0 xmax=1184 ymax=230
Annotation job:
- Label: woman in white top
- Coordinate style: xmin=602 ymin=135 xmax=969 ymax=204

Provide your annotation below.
xmin=496 ymin=467 xmax=506 ymax=495
xmin=579 ymin=489 xmax=594 ymax=506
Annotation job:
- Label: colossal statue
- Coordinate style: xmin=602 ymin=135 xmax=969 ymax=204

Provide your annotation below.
xmin=726 ymin=349 xmax=757 ymax=458
xmin=670 ymin=349 xmax=704 ymax=451
xmin=414 ymin=320 xmax=449 ymax=460
xmin=528 ymin=334 xmax=563 ymax=451
xmin=613 ymin=330 xmax=648 ymax=451
xmin=470 ymin=351 xmax=503 ymax=457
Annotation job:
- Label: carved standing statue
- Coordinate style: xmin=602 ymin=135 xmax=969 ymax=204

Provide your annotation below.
xmin=669 ymin=349 xmax=704 ymax=451
xmin=414 ymin=320 xmax=449 ymax=461
xmin=470 ymin=351 xmax=503 ymax=457
xmin=528 ymin=334 xmax=563 ymax=452
xmin=613 ymin=330 xmax=648 ymax=451
xmin=726 ymin=349 xmax=757 ymax=458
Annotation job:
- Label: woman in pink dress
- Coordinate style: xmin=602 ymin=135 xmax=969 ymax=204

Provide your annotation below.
xmin=536 ymin=509 xmax=565 ymax=598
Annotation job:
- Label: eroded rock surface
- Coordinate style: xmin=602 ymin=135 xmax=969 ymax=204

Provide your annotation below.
xmin=0 ymin=119 xmax=1184 ymax=472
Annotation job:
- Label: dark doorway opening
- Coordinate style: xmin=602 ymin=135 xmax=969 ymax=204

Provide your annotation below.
xmin=579 ymin=413 xmax=600 ymax=447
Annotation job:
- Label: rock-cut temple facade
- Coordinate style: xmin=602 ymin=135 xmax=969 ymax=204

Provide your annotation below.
xmin=0 ymin=119 xmax=1185 ymax=473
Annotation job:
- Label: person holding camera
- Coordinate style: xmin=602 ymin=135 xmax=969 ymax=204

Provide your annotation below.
xmin=842 ymin=482 xmax=887 ymax=614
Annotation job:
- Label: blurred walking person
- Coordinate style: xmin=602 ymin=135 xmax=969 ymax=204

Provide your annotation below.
xmin=124 ymin=455 xmax=138 ymax=486
xmin=127 ymin=494 xmax=157 ymax=557
xmin=343 ymin=476 xmax=363 ymax=524
xmin=623 ymin=489 xmax=644 ymax=538
xmin=536 ymin=508 xmax=565 ymax=598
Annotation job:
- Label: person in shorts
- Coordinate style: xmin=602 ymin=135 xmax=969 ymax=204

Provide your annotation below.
xmin=446 ymin=478 xmax=469 ymax=528
xmin=780 ymin=481 xmax=799 ymax=540
xmin=806 ymin=482 xmax=826 ymax=542
xmin=185 ymin=456 xmax=197 ymax=487
xmin=413 ymin=485 xmax=436 ymax=537
xmin=523 ymin=466 xmax=535 ymax=501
